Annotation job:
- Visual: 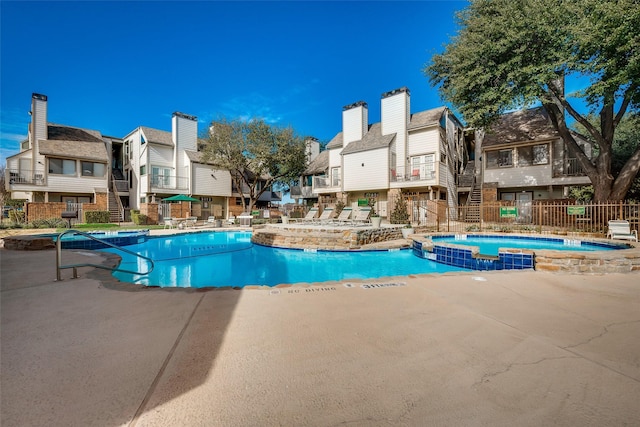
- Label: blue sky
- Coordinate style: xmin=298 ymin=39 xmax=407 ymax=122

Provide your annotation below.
xmin=1 ymin=1 xmax=467 ymax=164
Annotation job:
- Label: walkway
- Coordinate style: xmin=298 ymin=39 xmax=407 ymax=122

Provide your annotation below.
xmin=1 ymin=245 xmax=639 ymax=426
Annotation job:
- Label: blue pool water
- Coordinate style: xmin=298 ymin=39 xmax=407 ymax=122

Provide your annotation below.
xmin=101 ymin=231 xmax=467 ymax=288
xmin=431 ymin=234 xmax=620 ymax=256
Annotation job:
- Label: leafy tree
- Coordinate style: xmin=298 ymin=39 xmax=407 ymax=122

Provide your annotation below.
xmin=573 ymin=113 xmax=640 ymax=201
xmin=200 ymin=117 xmax=308 ymax=213
xmin=425 ymin=0 xmax=639 ymax=202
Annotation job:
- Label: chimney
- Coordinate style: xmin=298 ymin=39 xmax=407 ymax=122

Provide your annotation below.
xmin=305 ymin=137 xmax=320 ymax=163
xmin=342 ymin=101 xmax=368 ymax=145
xmin=30 ymin=93 xmax=48 ymax=149
xmin=172 ymin=111 xmax=198 ymax=176
xmin=381 ymin=87 xmax=410 ymax=172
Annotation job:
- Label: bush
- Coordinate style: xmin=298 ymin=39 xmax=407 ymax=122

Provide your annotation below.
xmin=31 ymin=218 xmax=69 ymax=228
xmin=389 ymin=193 xmax=410 ymax=224
xmin=85 ymin=210 xmax=110 ymax=223
xmin=131 ymin=210 xmax=149 ymax=225
xmin=8 ymin=210 xmax=25 ymax=223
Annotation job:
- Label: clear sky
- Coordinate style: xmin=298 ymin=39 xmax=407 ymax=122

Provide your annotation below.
xmin=0 ymin=0 xmax=467 ymax=165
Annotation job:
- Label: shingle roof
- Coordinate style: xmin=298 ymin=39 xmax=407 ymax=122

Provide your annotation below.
xmin=304 ymin=150 xmax=329 ymax=175
xmin=326 ymin=132 xmax=343 ymax=149
xmin=38 ymin=124 xmax=109 ymax=162
xmin=341 ymin=123 xmax=395 ymax=155
xmin=39 ymin=139 xmax=109 ymax=162
xmin=140 ymin=126 xmax=173 ymax=146
xmin=47 ymin=124 xmax=103 ymax=143
xmin=482 ymin=107 xmax=559 ymax=147
xmin=407 ymin=107 xmax=446 ymax=130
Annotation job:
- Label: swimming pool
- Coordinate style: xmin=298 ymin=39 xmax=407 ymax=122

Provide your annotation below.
xmin=431 ymin=234 xmax=621 ymax=256
xmin=48 ymin=230 xmax=149 ymax=249
xmin=101 ymin=231 xmax=467 ymax=288
xmin=413 ymin=233 xmax=627 ymax=271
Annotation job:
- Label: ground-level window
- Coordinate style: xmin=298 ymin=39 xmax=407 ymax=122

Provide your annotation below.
xmin=486 ymin=149 xmax=513 ymax=169
xmin=49 ymin=158 xmax=76 ymax=175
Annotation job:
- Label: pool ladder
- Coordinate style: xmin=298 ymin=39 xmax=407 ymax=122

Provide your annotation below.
xmin=55 ymin=229 xmax=154 ymax=281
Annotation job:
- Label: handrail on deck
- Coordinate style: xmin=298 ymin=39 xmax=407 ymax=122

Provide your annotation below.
xmin=56 ymin=229 xmax=154 ymax=281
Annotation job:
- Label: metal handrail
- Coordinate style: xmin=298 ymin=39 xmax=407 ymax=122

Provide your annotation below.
xmin=56 ymin=229 xmax=154 ymax=281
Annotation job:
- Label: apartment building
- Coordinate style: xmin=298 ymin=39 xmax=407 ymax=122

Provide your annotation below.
xmin=301 ymin=87 xmax=467 ymax=219
xmin=5 ymin=93 xmax=114 ymax=217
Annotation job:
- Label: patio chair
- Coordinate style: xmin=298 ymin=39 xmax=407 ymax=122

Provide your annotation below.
xmin=185 ymin=216 xmax=198 ymax=228
xmin=330 ymin=207 xmax=352 ymax=225
xmin=296 ymin=207 xmax=319 ymax=223
xmin=163 ymin=218 xmax=176 ymax=229
xmin=350 ymin=207 xmax=372 ymax=225
xmin=607 ymin=220 xmax=638 ymax=241
xmin=314 ymin=208 xmax=334 ymax=223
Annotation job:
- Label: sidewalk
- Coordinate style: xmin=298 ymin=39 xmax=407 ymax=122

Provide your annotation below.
xmin=1 ymin=247 xmax=639 ymax=426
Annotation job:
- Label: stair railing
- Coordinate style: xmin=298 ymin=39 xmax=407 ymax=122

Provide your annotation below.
xmin=110 ymin=174 xmax=125 ymax=222
xmin=56 ymin=230 xmax=154 ymax=281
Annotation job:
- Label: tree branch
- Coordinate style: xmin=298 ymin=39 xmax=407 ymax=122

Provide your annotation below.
xmin=613 ymin=85 xmax=634 ymax=127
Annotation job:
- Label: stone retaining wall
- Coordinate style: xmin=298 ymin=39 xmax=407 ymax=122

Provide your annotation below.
xmin=534 ymin=246 xmax=640 ymax=273
xmin=251 ymin=225 xmax=403 ymax=250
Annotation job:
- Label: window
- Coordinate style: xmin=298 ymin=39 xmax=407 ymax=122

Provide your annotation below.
xmin=517 ymin=144 xmax=549 ymax=166
xmin=81 ymin=161 xmax=106 ymax=177
xmin=331 ymin=167 xmax=341 ymax=187
xmin=304 ymin=175 xmax=313 ymax=187
xmin=49 ymin=158 xmax=76 ymax=175
xmin=140 ymin=165 xmax=146 ymax=175
xmin=486 ymin=149 xmax=513 ymax=169
xmin=410 ymin=154 xmax=436 ymax=179
xmin=151 ymin=166 xmax=171 ymax=187
xmin=440 ymin=153 xmax=447 ymax=163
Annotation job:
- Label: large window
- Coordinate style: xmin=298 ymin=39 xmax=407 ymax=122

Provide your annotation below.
xmin=49 ymin=158 xmax=76 ymax=175
xmin=410 ymin=154 xmax=435 ymax=179
xmin=486 ymin=149 xmax=513 ymax=169
xmin=81 ymin=161 xmax=106 ymax=177
xmin=517 ymin=144 xmax=549 ymax=166
xmin=151 ymin=166 xmax=171 ymax=187
xmin=331 ymin=167 xmax=341 ymax=187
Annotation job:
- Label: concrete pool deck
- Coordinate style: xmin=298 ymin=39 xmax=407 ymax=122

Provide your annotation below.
xmin=1 ymin=240 xmax=640 ymax=426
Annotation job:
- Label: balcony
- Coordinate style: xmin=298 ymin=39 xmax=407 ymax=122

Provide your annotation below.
xmin=390 ymin=166 xmax=436 ymax=182
xmin=6 ymin=169 xmax=46 ymax=186
xmin=313 ymin=176 xmax=340 ymax=189
xmin=148 ymin=175 xmax=189 ymax=191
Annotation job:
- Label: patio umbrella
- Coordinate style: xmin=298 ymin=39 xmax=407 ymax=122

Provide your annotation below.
xmin=163 ymin=194 xmax=200 ymax=218
xmin=163 ymin=194 xmax=201 ymax=203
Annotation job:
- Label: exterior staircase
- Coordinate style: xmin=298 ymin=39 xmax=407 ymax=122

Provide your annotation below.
xmin=108 ymin=191 xmax=122 ymax=222
xmin=461 ymin=162 xmax=481 ymax=222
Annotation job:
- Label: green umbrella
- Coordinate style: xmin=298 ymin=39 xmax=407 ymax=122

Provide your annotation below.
xmin=163 ymin=194 xmax=201 ymax=203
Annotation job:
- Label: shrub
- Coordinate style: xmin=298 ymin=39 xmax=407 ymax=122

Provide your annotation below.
xmin=85 ymin=210 xmax=110 ymax=224
xmin=8 ymin=210 xmax=25 ymax=223
xmin=31 ymin=217 xmax=69 ymax=228
xmin=131 ymin=210 xmax=149 ymax=225
xmin=389 ymin=193 xmax=410 ymax=224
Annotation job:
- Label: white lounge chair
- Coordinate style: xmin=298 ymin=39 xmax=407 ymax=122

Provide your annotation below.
xmin=296 ymin=207 xmax=319 ymax=222
xmin=314 ymin=208 xmax=334 ymax=223
xmin=607 ymin=220 xmax=638 ymax=241
xmin=350 ymin=207 xmax=372 ymax=225
xmin=330 ymin=207 xmax=352 ymax=225
xmin=163 ymin=218 xmax=176 ymax=229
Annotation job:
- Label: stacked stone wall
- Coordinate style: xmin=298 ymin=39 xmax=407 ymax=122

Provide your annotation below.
xmin=252 ymin=225 xmax=403 ymax=250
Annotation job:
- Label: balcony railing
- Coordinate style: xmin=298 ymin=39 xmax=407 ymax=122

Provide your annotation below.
xmin=314 ymin=176 xmax=340 ymax=189
xmin=6 ymin=169 xmax=46 ymax=186
xmin=149 ymin=175 xmax=189 ymax=190
xmin=390 ymin=166 xmax=436 ymax=182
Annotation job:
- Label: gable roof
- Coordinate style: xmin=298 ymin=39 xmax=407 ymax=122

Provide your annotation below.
xmin=140 ymin=126 xmax=173 ymax=146
xmin=482 ymin=107 xmax=559 ymax=147
xmin=326 ymin=132 xmax=343 ymax=149
xmin=303 ymin=150 xmax=329 ymax=175
xmin=47 ymin=124 xmax=103 ymax=143
xmin=38 ymin=124 xmax=109 ymax=162
xmin=408 ymin=106 xmax=446 ymax=130
xmin=341 ymin=123 xmax=395 ymax=155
